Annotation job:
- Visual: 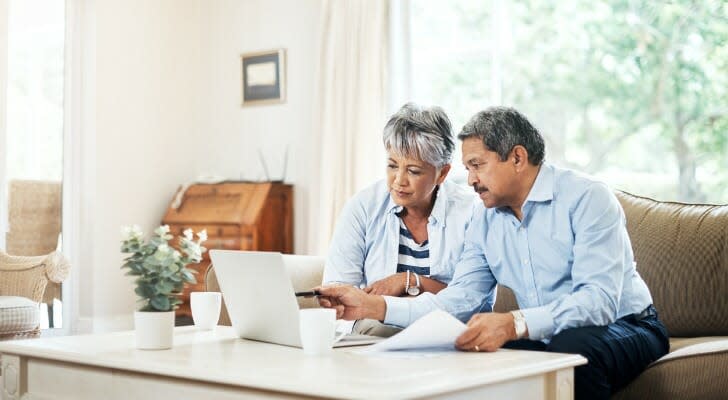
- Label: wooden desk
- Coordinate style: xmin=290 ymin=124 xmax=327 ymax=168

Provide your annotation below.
xmin=162 ymin=182 xmax=294 ymax=321
xmin=0 ymin=327 xmax=585 ymax=400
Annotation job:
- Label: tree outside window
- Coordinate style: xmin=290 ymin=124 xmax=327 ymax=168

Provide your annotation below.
xmin=410 ymin=0 xmax=727 ymax=203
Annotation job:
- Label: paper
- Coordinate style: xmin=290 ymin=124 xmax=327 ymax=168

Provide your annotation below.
xmin=246 ymin=62 xmax=277 ymax=86
xmin=360 ymin=310 xmax=466 ymax=352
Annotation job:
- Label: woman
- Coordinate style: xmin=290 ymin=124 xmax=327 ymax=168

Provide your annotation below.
xmin=322 ymin=103 xmax=478 ymax=336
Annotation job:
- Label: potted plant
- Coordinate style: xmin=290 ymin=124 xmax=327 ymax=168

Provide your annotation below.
xmin=121 ymin=224 xmax=207 ymax=350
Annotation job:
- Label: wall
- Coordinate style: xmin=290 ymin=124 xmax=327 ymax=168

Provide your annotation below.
xmin=75 ymin=0 xmax=203 ymax=332
xmin=75 ymin=0 xmax=322 ymax=332
xmin=197 ymin=0 xmax=322 ymax=255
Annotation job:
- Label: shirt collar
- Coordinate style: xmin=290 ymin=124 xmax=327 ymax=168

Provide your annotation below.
xmin=525 ymin=164 xmax=554 ymax=203
xmin=386 ymin=184 xmax=448 ymax=226
xmin=493 ymin=164 xmax=554 ymax=215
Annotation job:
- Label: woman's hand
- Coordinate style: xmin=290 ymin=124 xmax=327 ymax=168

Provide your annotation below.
xmin=363 ymin=273 xmax=407 ymax=296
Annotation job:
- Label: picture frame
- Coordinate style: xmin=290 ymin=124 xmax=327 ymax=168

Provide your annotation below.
xmin=241 ymin=48 xmax=286 ymax=106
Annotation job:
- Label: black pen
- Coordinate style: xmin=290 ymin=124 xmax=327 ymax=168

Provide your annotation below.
xmin=294 ymin=290 xmax=321 ymax=297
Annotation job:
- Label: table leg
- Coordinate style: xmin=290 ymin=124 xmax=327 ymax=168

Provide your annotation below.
xmin=1 ymin=355 xmax=26 ymax=400
xmin=546 ymin=368 xmax=574 ymax=400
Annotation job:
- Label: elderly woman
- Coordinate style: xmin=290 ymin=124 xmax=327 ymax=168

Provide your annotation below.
xmin=322 ymin=103 xmax=479 ymax=336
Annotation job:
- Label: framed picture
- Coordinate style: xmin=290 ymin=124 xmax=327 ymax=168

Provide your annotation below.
xmin=241 ymin=49 xmax=286 ymax=106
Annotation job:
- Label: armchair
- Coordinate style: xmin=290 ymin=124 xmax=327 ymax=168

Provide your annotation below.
xmin=0 ymin=251 xmax=70 ymax=340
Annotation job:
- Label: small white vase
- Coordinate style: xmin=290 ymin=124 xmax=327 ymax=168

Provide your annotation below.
xmin=134 ymin=310 xmax=174 ymax=350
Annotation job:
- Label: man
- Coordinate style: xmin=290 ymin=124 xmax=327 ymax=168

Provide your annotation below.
xmin=318 ymin=107 xmax=669 ymax=399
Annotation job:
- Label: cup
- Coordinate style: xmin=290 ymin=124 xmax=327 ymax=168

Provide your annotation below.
xmin=299 ymin=308 xmax=345 ymax=355
xmin=190 ymin=291 xmax=222 ymax=330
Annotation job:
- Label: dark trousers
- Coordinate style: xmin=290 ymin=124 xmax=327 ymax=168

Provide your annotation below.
xmin=503 ymin=305 xmax=669 ymax=400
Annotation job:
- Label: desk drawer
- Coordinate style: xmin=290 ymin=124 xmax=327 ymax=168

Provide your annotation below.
xmin=168 ymin=224 xmax=241 ymax=238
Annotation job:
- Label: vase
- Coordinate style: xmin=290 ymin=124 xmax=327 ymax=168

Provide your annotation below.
xmin=134 ymin=310 xmax=174 ymax=350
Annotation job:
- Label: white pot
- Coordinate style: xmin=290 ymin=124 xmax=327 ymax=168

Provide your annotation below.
xmin=134 ymin=310 xmax=174 ymax=350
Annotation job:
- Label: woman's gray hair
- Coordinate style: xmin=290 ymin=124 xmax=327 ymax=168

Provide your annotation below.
xmin=458 ymin=107 xmax=545 ymax=165
xmin=382 ymin=103 xmax=454 ymax=168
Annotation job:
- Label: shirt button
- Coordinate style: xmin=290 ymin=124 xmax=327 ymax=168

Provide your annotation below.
xmin=523 ymin=259 xmax=530 ymax=265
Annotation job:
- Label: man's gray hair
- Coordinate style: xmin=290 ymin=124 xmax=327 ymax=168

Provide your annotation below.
xmin=457 ymin=107 xmax=545 ymax=165
xmin=382 ymin=103 xmax=454 ymax=168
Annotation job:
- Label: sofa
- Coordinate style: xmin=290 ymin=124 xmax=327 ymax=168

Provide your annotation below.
xmin=206 ymin=190 xmax=728 ymax=399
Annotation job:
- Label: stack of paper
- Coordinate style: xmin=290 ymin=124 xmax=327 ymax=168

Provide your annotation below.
xmin=360 ymin=310 xmax=466 ymax=352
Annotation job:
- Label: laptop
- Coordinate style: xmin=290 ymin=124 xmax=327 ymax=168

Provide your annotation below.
xmin=209 ymin=250 xmax=382 ymax=348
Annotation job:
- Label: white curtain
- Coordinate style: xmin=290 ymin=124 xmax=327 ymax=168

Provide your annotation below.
xmin=308 ymin=0 xmax=390 ymax=255
xmin=0 ymin=0 xmax=8 ymax=251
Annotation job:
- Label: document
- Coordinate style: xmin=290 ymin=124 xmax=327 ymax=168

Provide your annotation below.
xmin=360 ymin=310 xmax=466 ymax=352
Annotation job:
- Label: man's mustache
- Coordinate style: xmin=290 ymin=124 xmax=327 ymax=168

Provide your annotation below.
xmin=473 ymin=185 xmax=487 ymax=193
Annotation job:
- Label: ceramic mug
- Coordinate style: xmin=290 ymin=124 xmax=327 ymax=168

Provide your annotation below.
xmin=190 ymin=291 xmax=222 ymax=330
xmin=299 ymin=308 xmax=345 ymax=355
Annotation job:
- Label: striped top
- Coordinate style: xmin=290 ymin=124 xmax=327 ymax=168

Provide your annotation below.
xmin=396 ymin=218 xmax=431 ymax=276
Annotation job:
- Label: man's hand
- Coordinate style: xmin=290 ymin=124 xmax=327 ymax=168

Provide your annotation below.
xmin=455 ymin=312 xmax=517 ymax=352
xmin=363 ymin=273 xmax=407 ymax=296
xmin=316 ymin=285 xmax=386 ymax=321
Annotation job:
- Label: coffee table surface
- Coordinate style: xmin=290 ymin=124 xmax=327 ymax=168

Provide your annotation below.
xmin=0 ymin=326 xmax=585 ymax=399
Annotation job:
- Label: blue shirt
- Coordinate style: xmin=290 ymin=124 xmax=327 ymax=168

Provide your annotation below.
xmin=384 ymin=164 xmax=653 ymax=341
xmin=323 ymin=179 xmax=479 ymax=287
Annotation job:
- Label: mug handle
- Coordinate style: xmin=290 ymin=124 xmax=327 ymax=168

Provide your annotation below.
xmin=333 ymin=331 xmax=347 ymax=344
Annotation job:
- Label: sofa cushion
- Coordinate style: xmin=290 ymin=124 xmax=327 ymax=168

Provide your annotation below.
xmin=0 ymin=296 xmax=40 ymax=336
xmin=612 ymin=343 xmax=728 ymax=400
xmin=660 ymin=337 xmax=728 ymax=363
xmin=615 ymin=191 xmax=728 ymax=337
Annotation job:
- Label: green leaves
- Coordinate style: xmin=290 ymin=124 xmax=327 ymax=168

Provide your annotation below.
xmin=150 ymin=296 xmax=171 ymax=311
xmin=121 ymin=225 xmax=207 ymax=312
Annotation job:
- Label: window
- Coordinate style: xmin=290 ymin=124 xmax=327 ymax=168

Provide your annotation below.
xmin=409 ymin=0 xmax=727 ymax=203
xmin=2 ymin=0 xmax=66 ymax=329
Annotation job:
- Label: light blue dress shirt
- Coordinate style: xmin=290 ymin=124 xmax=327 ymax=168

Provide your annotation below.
xmin=323 ymin=179 xmax=479 ymax=288
xmin=384 ymin=164 xmax=653 ymax=341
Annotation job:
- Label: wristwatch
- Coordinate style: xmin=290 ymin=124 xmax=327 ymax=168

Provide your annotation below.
xmin=406 ymin=272 xmax=421 ymax=296
xmin=511 ymin=310 xmax=527 ymax=339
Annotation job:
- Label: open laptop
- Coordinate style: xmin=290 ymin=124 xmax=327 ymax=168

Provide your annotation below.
xmin=209 ymin=250 xmax=382 ymax=348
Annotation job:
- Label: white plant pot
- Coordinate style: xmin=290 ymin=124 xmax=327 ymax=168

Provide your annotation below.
xmin=134 ymin=310 xmax=174 ymax=350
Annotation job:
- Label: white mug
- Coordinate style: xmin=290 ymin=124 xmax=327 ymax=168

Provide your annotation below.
xmin=190 ymin=291 xmax=222 ymax=330
xmin=299 ymin=308 xmax=345 ymax=355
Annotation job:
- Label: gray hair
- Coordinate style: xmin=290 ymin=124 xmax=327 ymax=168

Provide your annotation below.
xmin=382 ymin=103 xmax=454 ymax=168
xmin=457 ymin=107 xmax=545 ymax=165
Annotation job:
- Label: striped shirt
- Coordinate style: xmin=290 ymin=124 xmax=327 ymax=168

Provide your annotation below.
xmin=396 ymin=218 xmax=431 ymax=276
xmin=323 ymin=179 xmax=479 ymax=287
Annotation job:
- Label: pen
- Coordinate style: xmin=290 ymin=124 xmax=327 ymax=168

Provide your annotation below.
xmin=295 ymin=290 xmax=321 ymax=297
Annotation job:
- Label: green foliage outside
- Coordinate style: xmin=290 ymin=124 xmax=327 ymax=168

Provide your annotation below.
xmin=411 ymin=0 xmax=727 ymax=203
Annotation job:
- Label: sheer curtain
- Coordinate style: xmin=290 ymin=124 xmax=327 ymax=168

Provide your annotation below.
xmin=308 ymin=0 xmax=390 ymax=255
xmin=0 ymin=0 xmax=8 ymax=250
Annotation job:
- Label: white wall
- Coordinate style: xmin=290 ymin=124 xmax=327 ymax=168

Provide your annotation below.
xmin=76 ymin=0 xmax=203 ymax=332
xmin=197 ymin=0 xmax=322 ymax=255
xmin=76 ymin=0 xmax=322 ymax=332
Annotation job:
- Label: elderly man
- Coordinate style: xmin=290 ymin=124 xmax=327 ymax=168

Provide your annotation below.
xmin=318 ymin=107 xmax=669 ymax=399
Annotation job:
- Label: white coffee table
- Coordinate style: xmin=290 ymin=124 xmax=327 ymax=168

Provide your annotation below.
xmin=0 ymin=326 xmax=585 ymax=400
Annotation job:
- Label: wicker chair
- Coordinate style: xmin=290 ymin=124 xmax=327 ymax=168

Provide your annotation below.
xmin=6 ymin=180 xmax=63 ymax=315
xmin=0 ymin=251 xmax=70 ymax=340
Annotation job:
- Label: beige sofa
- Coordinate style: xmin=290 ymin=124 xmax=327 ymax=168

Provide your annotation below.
xmin=206 ymin=191 xmax=728 ymax=399
xmin=494 ymin=191 xmax=728 ymax=399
